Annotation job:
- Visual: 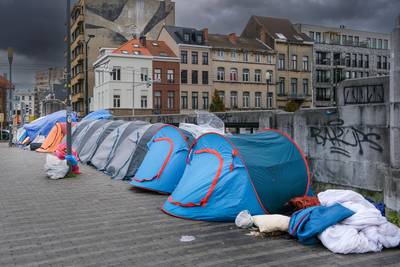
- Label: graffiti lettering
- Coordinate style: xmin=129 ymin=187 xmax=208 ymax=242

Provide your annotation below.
xmin=310 ymin=119 xmax=383 ymax=157
xmin=344 ymin=85 xmax=384 ymax=105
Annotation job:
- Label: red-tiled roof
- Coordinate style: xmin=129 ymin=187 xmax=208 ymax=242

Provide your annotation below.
xmin=113 ymin=39 xmax=176 ymax=58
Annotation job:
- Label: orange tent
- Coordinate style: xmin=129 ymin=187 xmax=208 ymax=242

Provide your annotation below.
xmin=36 ymin=123 xmax=67 ymax=153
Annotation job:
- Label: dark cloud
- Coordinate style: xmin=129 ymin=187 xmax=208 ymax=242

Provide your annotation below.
xmin=0 ymin=0 xmax=399 ymax=89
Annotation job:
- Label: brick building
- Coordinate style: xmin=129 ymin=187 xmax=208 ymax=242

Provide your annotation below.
xmin=0 ymin=75 xmax=9 ymax=124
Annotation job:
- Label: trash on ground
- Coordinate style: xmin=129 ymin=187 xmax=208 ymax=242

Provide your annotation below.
xmin=180 ymin=235 xmax=196 ymax=242
xmin=235 ymin=210 xmax=254 ymax=229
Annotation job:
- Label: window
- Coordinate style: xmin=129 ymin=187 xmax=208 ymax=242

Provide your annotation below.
xmin=354 ymin=36 xmax=359 ymax=45
xmin=154 ymin=91 xmax=161 ymax=109
xmin=167 ymin=70 xmax=174 ymax=83
xmin=315 ymin=32 xmax=321 ymax=43
xmin=230 ymin=91 xmax=238 ymax=109
xmin=255 ymin=53 xmax=261 ymax=63
xmin=192 ymin=70 xmax=198 ymax=84
xmin=377 ymin=56 xmax=382 ymax=69
xmin=217 ymin=67 xmax=225 ymax=81
xmin=218 ymin=91 xmax=225 ymax=104
xmin=267 ymin=70 xmax=273 ymax=84
xmin=316 ymin=88 xmax=331 ymax=101
xmin=167 ymin=91 xmax=174 ymax=109
xmin=278 ymin=54 xmax=285 ymax=70
xmin=254 ymin=69 xmax=261 ymax=82
xmin=141 ymin=68 xmax=148 ymax=81
xmin=351 ymin=71 xmax=356 ymax=78
xmin=255 ymin=92 xmax=261 ymax=108
xmin=141 ymin=95 xmax=147 ymax=108
xmin=181 ymin=91 xmax=188 ymax=109
xmin=345 ymin=71 xmax=351 ymax=79
xmin=345 ymin=53 xmax=351 ymax=67
xmin=192 ymin=92 xmax=198 ymax=109
xmin=181 ymin=70 xmax=188 ymax=84
xmin=243 ymin=52 xmax=249 ymax=62
xmin=267 ymin=92 xmax=273 ymax=109
xmin=358 ymin=53 xmax=363 ymax=68
xmin=267 ymin=54 xmax=273 ymax=64
xmin=202 ymin=71 xmax=209 ymax=85
xmin=279 ymin=77 xmax=285 ymax=95
xmin=384 ymin=56 xmax=388 ymax=69
xmin=181 ymin=51 xmax=188 ymax=64
xmin=202 ymin=52 xmax=209 ymax=65
xmin=22 ymin=96 xmax=25 ymax=101
xmin=291 ymin=78 xmax=298 ymax=95
xmin=351 ymin=54 xmax=357 ymax=67
xmin=112 ymin=67 xmax=121 ymax=81
xmin=292 ymin=55 xmax=297 ymax=70
xmin=202 ymin=92 xmax=209 ymax=109
xmin=243 ymin=92 xmax=250 ymax=108
xmin=230 ymin=68 xmax=238 ymax=81
xmin=309 ymin=31 xmax=315 ymax=40
xmin=364 ymin=55 xmax=369 ymax=68
xmin=184 ymin=33 xmax=190 ymax=42
xmin=243 ymin=69 xmax=250 ymax=82
xmin=303 ymin=56 xmax=309 ymax=71
xmin=372 ymin=38 xmax=377 ymax=49
xmin=218 ymin=50 xmax=224 ymax=58
xmin=154 ymin=69 xmax=161 ymax=82
xmin=29 ymin=96 xmax=32 ymax=101
xmin=231 ymin=50 xmax=237 ymax=60
xmin=196 ymin=34 xmax=203 ymax=44
xmin=316 ymin=69 xmax=330 ymax=83
xmin=384 ymin=39 xmax=389 ymax=49
xmin=303 ymin=79 xmax=309 ymax=96
xmin=378 ymin=39 xmax=383 ymax=49
xmin=113 ymin=95 xmax=120 ymax=108
xmin=192 ymin=52 xmax=198 ymax=64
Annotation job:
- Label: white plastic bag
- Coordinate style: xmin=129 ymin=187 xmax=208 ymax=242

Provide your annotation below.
xmin=45 ymin=154 xmax=69 ymax=180
xmin=235 ymin=210 xmax=254 ymax=229
xmin=253 ymin=215 xmax=290 ymax=233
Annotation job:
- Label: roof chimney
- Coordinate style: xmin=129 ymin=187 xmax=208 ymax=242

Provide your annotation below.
xmin=228 ymin=33 xmax=238 ymax=44
xmin=139 ymin=35 xmax=147 ymax=47
xmin=202 ymin=28 xmax=209 ymax=43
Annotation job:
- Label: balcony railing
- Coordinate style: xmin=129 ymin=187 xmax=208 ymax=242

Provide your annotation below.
xmin=288 ymin=94 xmax=307 ymax=100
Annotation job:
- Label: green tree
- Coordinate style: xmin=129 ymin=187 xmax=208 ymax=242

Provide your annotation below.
xmin=209 ymin=90 xmax=225 ymax=112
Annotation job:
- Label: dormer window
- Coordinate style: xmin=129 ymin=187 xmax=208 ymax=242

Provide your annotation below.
xmin=184 ymin=33 xmax=190 ymax=42
xmin=196 ymin=35 xmax=203 ymax=44
xmin=133 ymin=44 xmax=140 ymax=48
xmin=121 ymin=50 xmax=128 ymax=55
xmin=133 ymin=51 xmax=141 ymax=55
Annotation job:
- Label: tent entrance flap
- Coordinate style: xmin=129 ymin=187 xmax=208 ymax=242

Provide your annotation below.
xmin=168 ymin=149 xmax=224 ymax=207
xmin=133 ymin=137 xmax=174 ymax=183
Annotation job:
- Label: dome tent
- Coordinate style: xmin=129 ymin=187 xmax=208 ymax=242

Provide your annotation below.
xmin=36 ymin=122 xmax=67 ymax=153
xmin=162 ymin=130 xmax=310 ymax=222
xmin=72 ymin=120 xmax=110 ymax=154
xmin=90 ymin=121 xmax=148 ymax=171
xmin=78 ymin=120 xmax=125 ymax=164
xmin=130 ymin=125 xmax=195 ymax=194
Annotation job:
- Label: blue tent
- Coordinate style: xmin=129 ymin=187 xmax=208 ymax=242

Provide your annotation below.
xmin=130 ymin=125 xmax=194 ymax=194
xmin=162 ymin=130 xmax=310 ymax=221
xmin=82 ymin=109 xmax=112 ymax=121
xmin=24 ymin=110 xmax=77 ymax=142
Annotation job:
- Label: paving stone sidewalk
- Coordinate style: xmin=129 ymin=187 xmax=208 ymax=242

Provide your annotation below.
xmin=0 ymin=143 xmax=399 ymax=266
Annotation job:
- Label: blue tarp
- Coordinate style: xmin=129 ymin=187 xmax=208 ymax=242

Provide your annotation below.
xmin=82 ymin=109 xmax=112 ymax=121
xmin=23 ymin=110 xmax=77 ymax=141
xmin=289 ymin=204 xmax=354 ymax=245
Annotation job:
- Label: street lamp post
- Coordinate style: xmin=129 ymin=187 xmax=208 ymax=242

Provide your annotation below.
xmin=84 ymin=34 xmax=95 ymax=115
xmin=66 ymin=0 xmax=72 ymax=171
xmin=8 ymin=47 xmax=13 ymax=147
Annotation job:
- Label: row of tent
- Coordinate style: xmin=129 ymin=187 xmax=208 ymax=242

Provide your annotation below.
xmin=24 ymin=110 xmax=311 ymax=222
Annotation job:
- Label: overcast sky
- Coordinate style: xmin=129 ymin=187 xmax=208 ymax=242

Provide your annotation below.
xmin=0 ymin=0 xmax=399 ymax=89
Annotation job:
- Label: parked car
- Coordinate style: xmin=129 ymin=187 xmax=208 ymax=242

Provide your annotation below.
xmin=0 ymin=129 xmax=10 ymax=140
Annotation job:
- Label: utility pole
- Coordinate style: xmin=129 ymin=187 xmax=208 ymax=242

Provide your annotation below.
xmin=66 ymin=0 xmax=72 ymax=170
xmin=8 ymin=47 xmax=13 ymax=147
xmin=132 ymin=69 xmax=135 ymax=116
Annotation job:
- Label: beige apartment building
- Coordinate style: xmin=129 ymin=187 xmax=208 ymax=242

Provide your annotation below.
xmin=70 ymin=0 xmax=175 ymax=116
xmin=208 ymin=33 xmax=276 ymax=110
xmin=158 ymin=26 xmax=213 ymax=112
xmin=242 ymin=16 xmax=313 ymax=109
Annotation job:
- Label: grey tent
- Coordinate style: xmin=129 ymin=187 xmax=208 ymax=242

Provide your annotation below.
xmin=72 ymin=120 xmax=107 ymax=153
xmin=61 ymin=120 xmax=93 ymax=144
xmin=104 ymin=123 xmax=153 ymax=180
xmin=79 ymin=120 xmax=125 ymax=164
xmin=74 ymin=120 xmax=111 ymax=155
xmin=90 ymin=121 xmax=149 ymax=171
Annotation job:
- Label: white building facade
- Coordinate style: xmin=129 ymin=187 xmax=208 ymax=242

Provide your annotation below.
xmin=14 ymin=89 xmax=35 ymax=123
xmin=93 ymin=48 xmax=154 ymax=116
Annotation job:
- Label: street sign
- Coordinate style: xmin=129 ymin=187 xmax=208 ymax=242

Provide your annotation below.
xmin=0 ymin=113 xmax=4 ymax=123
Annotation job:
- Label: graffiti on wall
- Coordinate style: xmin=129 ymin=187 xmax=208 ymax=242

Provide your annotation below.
xmin=310 ymin=119 xmax=383 ymax=157
xmin=344 ymin=85 xmax=384 ymax=105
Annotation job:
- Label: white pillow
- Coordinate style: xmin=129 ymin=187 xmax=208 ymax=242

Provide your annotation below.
xmin=252 ymin=214 xmax=290 ymax=233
